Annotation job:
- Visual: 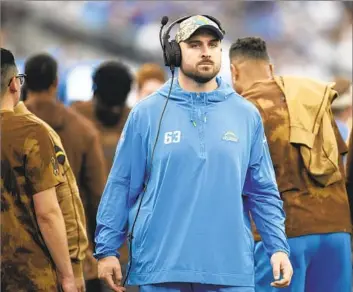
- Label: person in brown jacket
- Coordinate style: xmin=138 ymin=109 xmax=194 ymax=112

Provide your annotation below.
xmin=1 ymin=48 xmax=76 ymax=292
xmin=71 ymin=61 xmax=136 ymax=292
xmin=71 ymin=61 xmax=133 ymax=173
xmin=23 ymin=53 xmax=107 ymax=292
xmin=229 ymin=37 xmax=352 ymax=292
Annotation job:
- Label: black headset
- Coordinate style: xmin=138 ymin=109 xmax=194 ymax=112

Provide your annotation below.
xmin=160 ymin=15 xmax=225 ymax=71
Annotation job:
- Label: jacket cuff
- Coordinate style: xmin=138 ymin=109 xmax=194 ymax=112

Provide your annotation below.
xmin=93 ymin=251 xmax=120 ymax=260
xmin=270 ymin=248 xmax=290 ymax=258
xmin=72 ymin=260 xmax=84 ymax=279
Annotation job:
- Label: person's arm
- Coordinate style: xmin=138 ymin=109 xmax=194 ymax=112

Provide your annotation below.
xmin=94 ymin=111 xmax=146 ymax=292
xmin=25 ymin=128 xmax=76 ymax=290
xmin=33 ymin=187 xmax=75 ymax=281
xmin=55 ymin=152 xmax=88 ymax=289
xmin=243 ymin=117 xmax=290 ymax=256
xmin=243 ymin=117 xmax=292 ymax=288
xmin=94 ymin=111 xmax=147 ymax=260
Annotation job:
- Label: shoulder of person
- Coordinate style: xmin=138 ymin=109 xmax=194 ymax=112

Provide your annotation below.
xmin=20 ymin=114 xmax=54 ymax=137
xmin=64 ymin=106 xmax=100 ymax=136
xmin=3 ymin=115 xmax=52 ymax=148
xmin=129 ymin=91 xmax=165 ymax=120
xmin=70 ymin=100 xmax=90 ymax=112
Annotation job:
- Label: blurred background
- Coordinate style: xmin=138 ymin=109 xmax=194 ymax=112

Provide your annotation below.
xmin=1 ymin=1 xmax=352 ymax=109
xmin=1 ymin=3 xmax=352 ymax=290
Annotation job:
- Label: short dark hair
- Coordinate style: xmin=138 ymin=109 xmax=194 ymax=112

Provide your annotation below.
xmin=92 ymin=61 xmax=133 ymax=107
xmin=229 ymin=37 xmax=270 ymax=62
xmin=1 ymin=48 xmax=16 ymax=67
xmin=24 ymin=53 xmax=58 ymax=92
xmin=1 ymin=48 xmax=18 ymax=97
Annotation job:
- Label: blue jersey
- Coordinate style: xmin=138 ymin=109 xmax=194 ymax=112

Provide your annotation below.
xmin=94 ymin=77 xmax=289 ymax=286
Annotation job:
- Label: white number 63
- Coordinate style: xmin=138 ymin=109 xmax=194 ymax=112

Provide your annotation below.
xmin=164 ymin=131 xmax=181 ymax=144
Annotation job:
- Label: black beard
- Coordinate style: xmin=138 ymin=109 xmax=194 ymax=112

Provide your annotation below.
xmin=180 ymin=65 xmax=218 ymax=84
xmin=94 ymin=104 xmax=122 ymax=127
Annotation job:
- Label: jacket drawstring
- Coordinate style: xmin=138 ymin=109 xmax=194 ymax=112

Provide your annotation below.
xmin=190 ymin=95 xmax=197 ymax=127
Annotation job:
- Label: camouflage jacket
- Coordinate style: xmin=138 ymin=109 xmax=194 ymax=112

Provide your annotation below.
xmin=242 ymin=78 xmax=351 ymax=240
xmin=24 ymin=98 xmax=108 ymax=279
xmin=14 ymin=102 xmax=89 ymax=280
xmin=1 ymin=109 xmax=64 ymax=291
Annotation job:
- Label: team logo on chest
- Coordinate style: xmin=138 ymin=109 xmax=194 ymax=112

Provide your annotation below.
xmin=222 ymin=131 xmax=238 ymax=142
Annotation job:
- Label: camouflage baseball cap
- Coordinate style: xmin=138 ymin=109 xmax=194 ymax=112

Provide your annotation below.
xmin=175 ymin=15 xmax=224 ymax=43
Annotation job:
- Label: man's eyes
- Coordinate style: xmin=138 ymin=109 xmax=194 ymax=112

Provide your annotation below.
xmin=189 ymin=43 xmax=218 ymax=48
xmin=189 ymin=43 xmax=200 ymax=48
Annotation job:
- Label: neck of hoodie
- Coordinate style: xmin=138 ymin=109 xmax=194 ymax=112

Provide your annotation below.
xmin=178 ymin=70 xmax=218 ymax=93
xmin=158 ymin=76 xmax=235 ymax=128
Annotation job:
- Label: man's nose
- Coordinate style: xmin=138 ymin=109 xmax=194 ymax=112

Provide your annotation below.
xmin=200 ymin=46 xmax=211 ymax=58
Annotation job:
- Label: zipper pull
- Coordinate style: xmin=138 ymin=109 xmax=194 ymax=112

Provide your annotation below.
xmin=192 ymin=121 xmax=197 ymax=127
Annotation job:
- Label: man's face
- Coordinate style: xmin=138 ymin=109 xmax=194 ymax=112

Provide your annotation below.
xmin=179 ymin=30 xmax=222 ymax=84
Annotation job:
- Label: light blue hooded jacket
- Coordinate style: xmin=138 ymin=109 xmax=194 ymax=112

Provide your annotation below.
xmin=94 ymin=77 xmax=289 ymax=287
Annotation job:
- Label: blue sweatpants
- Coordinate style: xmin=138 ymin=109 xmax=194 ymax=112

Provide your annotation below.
xmin=140 ymin=283 xmax=254 ymax=292
xmin=254 ymin=232 xmax=351 ymax=292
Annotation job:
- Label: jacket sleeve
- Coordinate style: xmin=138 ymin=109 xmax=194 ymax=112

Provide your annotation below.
xmin=243 ymin=117 xmax=290 ymax=257
xmin=94 ymin=111 xmax=147 ymax=260
xmin=53 ymin=140 xmax=89 ymax=280
xmin=82 ymin=127 xmax=108 ymax=242
xmin=56 ymin=167 xmax=88 ymax=279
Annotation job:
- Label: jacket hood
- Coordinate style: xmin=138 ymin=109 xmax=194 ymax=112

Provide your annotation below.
xmin=158 ymin=76 xmax=234 ymax=103
xmin=157 ymin=76 xmax=235 ymax=127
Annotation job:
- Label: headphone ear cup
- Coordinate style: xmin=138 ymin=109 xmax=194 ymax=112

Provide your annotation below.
xmin=163 ymin=41 xmax=173 ymax=67
xmin=170 ymin=40 xmax=182 ymax=68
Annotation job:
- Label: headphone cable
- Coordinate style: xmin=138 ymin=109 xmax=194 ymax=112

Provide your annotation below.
xmin=123 ymin=68 xmax=175 ymax=287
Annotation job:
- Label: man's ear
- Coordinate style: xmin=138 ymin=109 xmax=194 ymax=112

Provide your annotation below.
xmin=49 ymin=77 xmax=59 ymax=92
xmin=53 ymin=77 xmax=59 ymax=88
xmin=230 ymin=63 xmax=238 ymax=82
xmin=269 ymin=63 xmax=274 ymax=77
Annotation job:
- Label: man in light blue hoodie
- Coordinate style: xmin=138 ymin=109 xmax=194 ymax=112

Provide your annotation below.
xmin=94 ymin=15 xmax=293 ymax=292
